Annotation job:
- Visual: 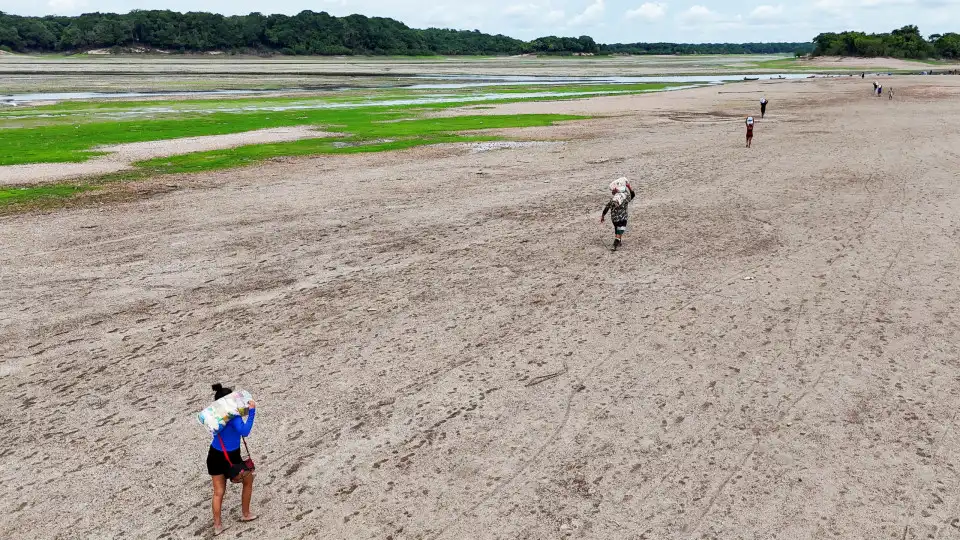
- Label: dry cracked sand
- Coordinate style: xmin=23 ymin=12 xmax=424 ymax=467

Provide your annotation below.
xmin=3 ymin=75 xmax=960 ymax=540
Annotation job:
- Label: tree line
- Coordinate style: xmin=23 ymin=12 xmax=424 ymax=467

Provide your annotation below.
xmin=0 ymin=9 xmax=806 ymax=56
xmin=812 ymin=26 xmax=960 ymax=59
xmin=601 ymin=42 xmax=813 ymax=55
xmin=0 ymin=10 xmax=526 ymax=55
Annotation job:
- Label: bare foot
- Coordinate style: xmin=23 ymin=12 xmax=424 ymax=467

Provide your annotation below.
xmin=240 ymin=514 xmax=259 ymax=522
xmin=214 ymin=523 xmax=230 ymax=536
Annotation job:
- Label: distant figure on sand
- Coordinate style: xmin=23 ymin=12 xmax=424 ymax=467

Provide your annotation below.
xmin=888 ymin=87 xmax=894 ymax=100
xmin=207 ymin=383 xmax=258 ymax=536
xmin=877 ymin=84 xmax=883 ymax=97
xmin=862 ymin=72 xmax=865 ymax=79
xmin=601 ymin=178 xmax=636 ymax=251
xmin=760 ymin=97 xmax=768 ymax=118
xmin=746 ymin=116 xmax=754 ymax=148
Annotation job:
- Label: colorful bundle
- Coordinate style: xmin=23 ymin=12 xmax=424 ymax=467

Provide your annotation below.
xmin=197 ymin=389 xmax=253 ymax=435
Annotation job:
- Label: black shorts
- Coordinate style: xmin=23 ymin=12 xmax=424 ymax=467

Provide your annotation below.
xmin=207 ymin=445 xmax=242 ymax=476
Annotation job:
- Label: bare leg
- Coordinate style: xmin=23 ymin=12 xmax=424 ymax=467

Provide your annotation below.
xmin=211 ymin=475 xmax=228 ymax=534
xmin=240 ymin=472 xmax=257 ymax=520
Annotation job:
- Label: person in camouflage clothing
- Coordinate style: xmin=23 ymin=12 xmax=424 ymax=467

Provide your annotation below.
xmin=600 ymin=178 xmax=636 ymax=250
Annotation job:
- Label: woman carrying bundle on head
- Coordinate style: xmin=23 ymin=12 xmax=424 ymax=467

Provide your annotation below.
xmin=204 ymin=383 xmax=258 ymax=536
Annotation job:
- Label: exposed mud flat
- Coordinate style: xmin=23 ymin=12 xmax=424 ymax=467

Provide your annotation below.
xmin=3 ymin=76 xmax=960 ymax=539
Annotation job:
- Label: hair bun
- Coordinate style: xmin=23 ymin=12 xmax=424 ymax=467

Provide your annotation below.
xmin=212 ymin=383 xmax=223 ymax=391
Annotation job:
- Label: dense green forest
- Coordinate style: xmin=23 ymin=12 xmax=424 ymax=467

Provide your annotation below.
xmin=0 ymin=10 xmax=530 ymax=55
xmin=601 ymin=42 xmax=813 ymax=55
xmin=813 ymin=26 xmax=960 ymax=59
xmin=0 ymin=9 xmax=807 ymax=56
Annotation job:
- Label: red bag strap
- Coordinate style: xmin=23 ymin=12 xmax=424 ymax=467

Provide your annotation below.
xmin=216 ymin=435 xmax=252 ymax=464
xmin=217 ymin=435 xmax=233 ymax=466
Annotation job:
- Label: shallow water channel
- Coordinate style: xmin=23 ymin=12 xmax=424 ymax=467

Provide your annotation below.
xmin=0 ymin=73 xmax=816 ymax=105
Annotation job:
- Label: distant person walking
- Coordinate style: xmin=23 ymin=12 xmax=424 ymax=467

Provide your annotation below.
xmin=745 ymin=116 xmax=754 ymax=148
xmin=760 ymin=97 xmax=768 ymax=118
xmin=888 ymin=87 xmax=894 ymax=100
xmin=206 ymin=384 xmax=258 ymax=536
xmin=877 ymin=84 xmax=883 ymax=97
xmin=861 ymin=72 xmax=865 ymax=79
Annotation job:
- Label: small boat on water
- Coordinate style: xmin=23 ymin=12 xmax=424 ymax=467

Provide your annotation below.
xmin=743 ymin=77 xmax=760 ymax=81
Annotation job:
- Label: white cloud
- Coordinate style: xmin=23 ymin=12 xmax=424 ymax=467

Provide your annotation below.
xmin=677 ymin=5 xmax=742 ymax=28
xmin=859 ymin=0 xmax=916 ymax=6
xmin=547 ymin=9 xmax=566 ymax=23
xmin=568 ymin=0 xmax=606 ymax=26
xmin=747 ymin=4 xmax=788 ymax=24
xmin=505 ymin=3 xmax=536 ymax=15
xmin=814 ymin=0 xmax=932 ymax=11
xmin=504 ymin=2 xmax=565 ymax=24
xmin=812 ymin=0 xmax=847 ymax=14
xmin=46 ymin=0 xmax=87 ymax=13
xmin=422 ymin=4 xmax=486 ymax=29
xmin=678 ymin=5 xmax=718 ymax=24
xmin=749 ymin=5 xmax=784 ymax=20
xmin=625 ymin=2 xmax=667 ymax=21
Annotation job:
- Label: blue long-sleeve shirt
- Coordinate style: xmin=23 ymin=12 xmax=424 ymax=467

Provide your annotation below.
xmin=211 ymin=410 xmax=255 ymax=452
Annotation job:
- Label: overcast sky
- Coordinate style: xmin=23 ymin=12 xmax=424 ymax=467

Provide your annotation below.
xmin=5 ymin=0 xmax=960 ymax=43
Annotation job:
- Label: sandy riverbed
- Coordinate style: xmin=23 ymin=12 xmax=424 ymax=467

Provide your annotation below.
xmin=4 ymin=54 xmax=947 ymax=94
xmin=799 ymin=56 xmax=950 ymax=70
xmin=3 ymin=75 xmax=960 ymax=539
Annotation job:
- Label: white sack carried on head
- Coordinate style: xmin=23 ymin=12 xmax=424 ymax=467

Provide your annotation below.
xmin=197 ymin=389 xmax=253 ymax=435
xmin=609 ymin=177 xmax=629 ymax=193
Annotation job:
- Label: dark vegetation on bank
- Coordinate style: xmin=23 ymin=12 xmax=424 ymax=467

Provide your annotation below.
xmin=0 ymin=9 xmax=811 ymax=56
xmin=600 ymin=42 xmax=811 ymax=55
xmin=812 ymin=26 xmax=960 ymax=60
